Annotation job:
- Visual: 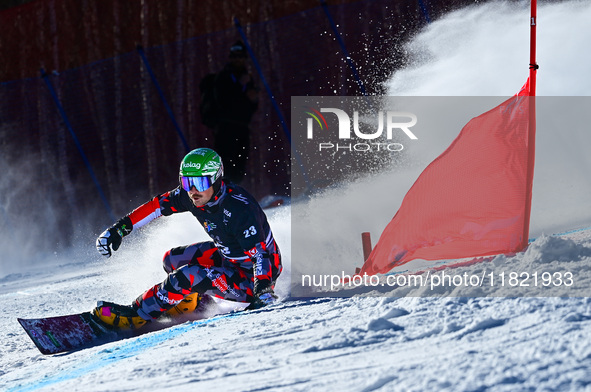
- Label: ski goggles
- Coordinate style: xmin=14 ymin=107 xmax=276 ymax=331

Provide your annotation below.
xmin=180 ymin=176 xmax=213 ymax=192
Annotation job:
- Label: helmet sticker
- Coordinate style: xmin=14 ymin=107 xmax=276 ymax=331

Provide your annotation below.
xmin=203 ymin=161 xmax=220 ymax=171
xmin=182 ymin=162 xmax=201 ymax=169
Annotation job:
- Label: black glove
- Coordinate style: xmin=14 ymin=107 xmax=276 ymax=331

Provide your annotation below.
xmin=96 ymin=217 xmax=132 ymax=257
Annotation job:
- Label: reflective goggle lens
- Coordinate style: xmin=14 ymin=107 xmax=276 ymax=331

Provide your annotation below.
xmin=180 ymin=176 xmax=213 ymax=192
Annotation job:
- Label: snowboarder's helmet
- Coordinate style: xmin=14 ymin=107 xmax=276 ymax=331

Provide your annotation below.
xmin=179 ymin=148 xmax=223 ymax=192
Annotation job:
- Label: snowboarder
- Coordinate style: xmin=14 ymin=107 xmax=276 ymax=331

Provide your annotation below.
xmin=94 ymin=148 xmax=282 ymax=329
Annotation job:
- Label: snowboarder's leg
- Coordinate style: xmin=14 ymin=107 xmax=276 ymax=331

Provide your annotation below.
xmin=134 ymin=261 xmax=253 ymax=320
xmin=94 ymin=248 xmax=251 ymax=329
xmin=162 ymin=241 xmax=220 ymax=273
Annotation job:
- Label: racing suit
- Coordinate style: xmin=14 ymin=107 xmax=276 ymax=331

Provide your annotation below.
xmin=115 ymin=181 xmax=282 ymax=320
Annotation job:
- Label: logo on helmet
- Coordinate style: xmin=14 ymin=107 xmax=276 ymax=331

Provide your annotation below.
xmin=183 ymin=162 xmax=201 ymax=169
xmin=203 ymin=161 xmax=221 ymax=171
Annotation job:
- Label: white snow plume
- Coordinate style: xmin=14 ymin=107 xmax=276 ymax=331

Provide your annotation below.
xmin=0 ymin=150 xmax=96 ymax=277
xmin=381 ymin=0 xmax=591 ymax=237
xmin=0 ymin=152 xmax=45 ymax=274
xmin=290 ymin=1 xmax=591 ymax=282
xmin=386 ymin=0 xmax=591 ymax=96
xmin=292 ymin=95 xmax=591 ymax=283
xmin=291 ymin=171 xmax=418 ymax=280
xmin=264 ymin=205 xmax=292 ymax=299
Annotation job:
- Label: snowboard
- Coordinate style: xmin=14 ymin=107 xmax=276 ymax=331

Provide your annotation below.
xmin=17 ymin=295 xmax=248 ymax=355
xmin=17 ymin=311 xmax=118 ymax=355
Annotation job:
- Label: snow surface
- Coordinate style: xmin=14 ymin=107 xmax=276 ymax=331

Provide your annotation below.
xmin=2 ymin=1 xmax=591 ymax=391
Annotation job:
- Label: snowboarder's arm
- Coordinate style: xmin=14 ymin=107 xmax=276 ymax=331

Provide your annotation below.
xmin=122 ymin=187 xmax=192 ymax=230
xmin=96 ymin=188 xmax=190 ymax=257
xmin=245 ymin=241 xmax=275 ymax=297
xmin=244 ymin=240 xmax=277 ymax=310
xmin=208 ymin=187 xmax=278 ymax=307
xmin=232 ymin=209 xmax=276 ymax=305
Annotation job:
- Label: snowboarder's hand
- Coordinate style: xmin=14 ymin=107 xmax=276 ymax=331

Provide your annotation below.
xmin=96 ymin=227 xmax=122 ymax=257
xmin=246 ymin=291 xmax=277 ymax=310
xmin=96 ymin=217 xmax=133 ymax=257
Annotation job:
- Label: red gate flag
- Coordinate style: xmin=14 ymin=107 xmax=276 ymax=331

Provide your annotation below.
xmin=360 ymin=80 xmax=535 ymax=275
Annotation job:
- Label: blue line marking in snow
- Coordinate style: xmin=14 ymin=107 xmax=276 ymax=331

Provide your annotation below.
xmin=8 ymin=312 xmax=243 ymax=392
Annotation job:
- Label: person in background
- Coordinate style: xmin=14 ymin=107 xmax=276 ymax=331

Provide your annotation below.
xmin=199 ymin=41 xmax=259 ymax=185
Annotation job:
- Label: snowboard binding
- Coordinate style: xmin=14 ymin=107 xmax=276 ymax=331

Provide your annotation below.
xmin=92 ymin=301 xmax=149 ymax=330
xmin=92 ymin=293 xmax=203 ymax=331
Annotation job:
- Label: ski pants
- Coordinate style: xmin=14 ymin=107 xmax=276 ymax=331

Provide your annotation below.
xmin=134 ymin=241 xmax=281 ymax=320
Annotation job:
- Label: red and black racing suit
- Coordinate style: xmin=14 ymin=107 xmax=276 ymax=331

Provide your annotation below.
xmin=118 ymin=181 xmax=282 ymax=320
